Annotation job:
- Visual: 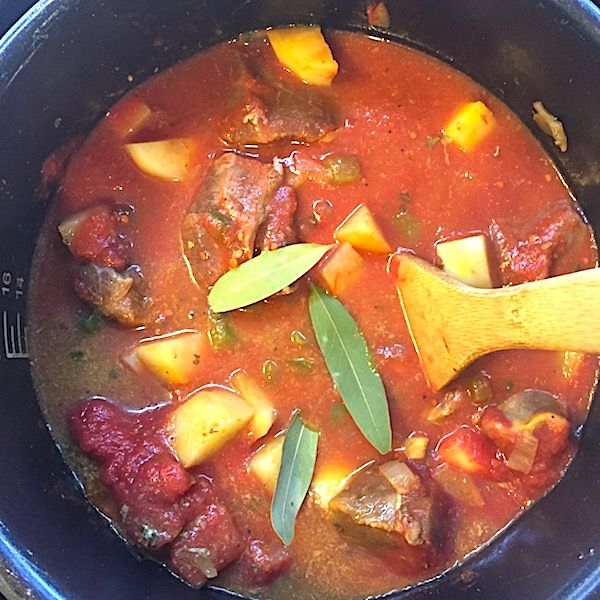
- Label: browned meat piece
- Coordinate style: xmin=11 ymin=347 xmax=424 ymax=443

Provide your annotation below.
xmin=329 ymin=461 xmax=434 ymax=547
xmin=74 ymin=263 xmax=151 ymax=327
xmin=255 ymin=185 xmax=298 ymax=252
xmin=223 ymin=63 xmax=338 ymax=146
xmin=181 ymin=153 xmax=284 ymax=288
xmin=169 ymin=495 xmax=244 ymax=588
xmin=491 ymin=199 xmax=591 ymax=285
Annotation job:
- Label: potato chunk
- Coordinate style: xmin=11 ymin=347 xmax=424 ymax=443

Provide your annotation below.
xmin=444 ymin=101 xmax=495 ymax=151
xmin=318 ymin=242 xmax=365 ymax=296
xmin=267 ymin=26 xmax=339 ymax=86
xmin=335 ymin=204 xmax=392 ymax=254
xmin=436 ymin=234 xmax=493 ymax=288
xmin=125 ymin=330 xmax=205 ymax=388
xmin=311 ymin=464 xmax=351 ymax=509
xmin=171 ymin=387 xmax=255 ymax=468
xmin=248 ymin=436 xmax=284 ymax=492
xmin=230 ymin=370 xmax=277 ymax=440
xmin=125 ymin=138 xmax=193 ymax=181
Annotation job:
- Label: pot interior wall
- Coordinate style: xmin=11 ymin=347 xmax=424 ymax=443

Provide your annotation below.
xmin=0 ymin=1 xmax=599 ymax=598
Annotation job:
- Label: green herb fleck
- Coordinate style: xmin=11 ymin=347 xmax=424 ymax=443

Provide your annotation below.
xmin=399 ymin=191 xmax=412 ymax=204
xmin=69 ymin=350 xmax=86 ymax=361
xmin=108 ymin=368 xmax=120 ymax=380
xmin=262 ymin=359 xmax=278 ymax=382
xmin=505 ymin=380 xmax=514 ymax=391
xmin=290 ymin=330 xmax=307 ymax=346
xmin=466 ymin=373 xmax=493 ymax=405
xmin=208 ymin=207 xmax=233 ymax=229
xmin=288 ymin=357 xmax=315 ymax=372
xmin=392 ymin=211 xmax=421 ymax=240
xmin=208 ymin=310 xmax=237 ymax=349
xmin=139 ymin=524 xmax=162 ymax=548
xmin=324 ymin=154 xmax=363 ymax=185
xmin=78 ymin=311 xmax=103 ymax=334
xmin=330 ymin=403 xmax=348 ymax=424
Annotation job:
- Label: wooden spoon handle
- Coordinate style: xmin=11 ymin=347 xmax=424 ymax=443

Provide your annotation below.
xmin=471 ymin=268 xmax=600 ymax=354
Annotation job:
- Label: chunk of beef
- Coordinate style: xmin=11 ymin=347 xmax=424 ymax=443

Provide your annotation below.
xmin=223 ymin=63 xmax=338 ymax=146
xmin=329 ymin=461 xmax=434 ymax=548
xmin=74 ymin=263 xmax=151 ymax=327
xmin=238 ymin=538 xmax=293 ymax=587
xmin=181 ymin=153 xmax=283 ymax=288
xmin=255 ymin=185 xmax=298 ymax=252
xmin=169 ymin=495 xmax=244 ymax=587
xmin=491 ymin=199 xmax=590 ymax=285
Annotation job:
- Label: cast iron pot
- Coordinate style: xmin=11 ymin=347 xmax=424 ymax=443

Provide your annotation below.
xmin=1 ymin=1 xmax=599 ymax=598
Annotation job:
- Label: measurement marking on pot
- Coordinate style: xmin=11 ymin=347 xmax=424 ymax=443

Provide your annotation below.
xmin=2 ymin=311 xmax=28 ymax=359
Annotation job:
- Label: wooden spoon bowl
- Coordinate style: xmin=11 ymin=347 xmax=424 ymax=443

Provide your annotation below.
xmin=395 ymin=254 xmax=600 ymax=390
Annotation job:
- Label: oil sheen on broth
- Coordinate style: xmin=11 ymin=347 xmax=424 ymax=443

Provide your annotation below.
xmin=28 ymin=27 xmax=598 ymax=600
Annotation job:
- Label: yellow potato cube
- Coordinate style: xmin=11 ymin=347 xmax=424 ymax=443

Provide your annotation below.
xmin=319 ymin=242 xmax=365 ymax=296
xmin=311 ymin=464 xmax=352 ymax=509
xmin=267 ymin=26 xmax=339 ymax=86
xmin=125 ymin=330 xmax=205 ymax=388
xmin=124 ymin=138 xmax=194 ymax=181
xmin=230 ymin=370 xmax=277 ymax=440
xmin=171 ymin=387 xmax=255 ymax=468
xmin=444 ymin=101 xmax=495 ymax=151
xmin=403 ymin=434 xmax=429 ymax=460
xmin=248 ymin=436 xmax=284 ymax=492
xmin=335 ymin=204 xmax=392 ymax=254
xmin=436 ymin=234 xmax=493 ymax=288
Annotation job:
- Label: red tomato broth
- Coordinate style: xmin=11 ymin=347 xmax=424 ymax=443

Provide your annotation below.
xmin=28 ymin=30 xmax=598 ymax=600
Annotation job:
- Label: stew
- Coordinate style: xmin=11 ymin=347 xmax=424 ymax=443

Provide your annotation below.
xmin=28 ymin=26 xmax=598 ymax=600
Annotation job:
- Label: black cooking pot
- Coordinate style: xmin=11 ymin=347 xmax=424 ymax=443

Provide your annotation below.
xmin=1 ymin=1 xmax=599 ymax=598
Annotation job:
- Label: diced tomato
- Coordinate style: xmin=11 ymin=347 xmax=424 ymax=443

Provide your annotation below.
xmin=480 ymin=407 xmax=518 ymax=452
xmin=481 ymin=406 xmax=570 ymax=468
xmin=132 ymin=455 xmax=194 ymax=504
xmin=169 ymin=500 xmax=244 ymax=588
xmin=68 ymin=205 xmax=129 ymax=270
xmin=239 ymin=539 xmax=293 ymax=586
xmin=69 ymin=398 xmax=135 ymax=461
xmin=436 ymin=425 xmax=502 ymax=479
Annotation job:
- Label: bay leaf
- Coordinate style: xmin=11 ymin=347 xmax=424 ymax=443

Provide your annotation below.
xmin=271 ymin=413 xmax=319 ymax=545
xmin=309 ymin=285 xmax=391 ymax=454
xmin=208 ymin=243 xmax=332 ymax=313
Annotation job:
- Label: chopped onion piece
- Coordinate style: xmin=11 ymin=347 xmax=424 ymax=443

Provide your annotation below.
xmin=506 ymin=431 xmax=539 ymax=474
xmin=58 ymin=208 xmax=95 ymax=246
xmin=428 ymin=389 xmax=465 ymax=423
xmin=432 ymin=463 xmax=485 ymax=507
xmin=378 ymin=460 xmax=420 ymax=494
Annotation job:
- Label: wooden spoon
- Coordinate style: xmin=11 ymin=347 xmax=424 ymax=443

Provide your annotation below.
xmin=395 ymin=254 xmax=600 ymax=391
